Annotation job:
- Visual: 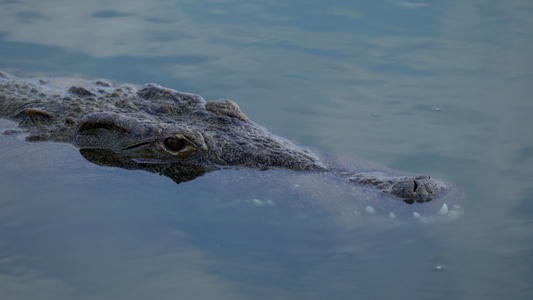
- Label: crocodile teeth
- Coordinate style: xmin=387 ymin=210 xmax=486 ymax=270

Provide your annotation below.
xmin=437 ymin=203 xmax=448 ymax=216
xmin=413 ymin=212 xmax=421 ymax=219
xmin=365 ymin=206 xmax=376 ymax=215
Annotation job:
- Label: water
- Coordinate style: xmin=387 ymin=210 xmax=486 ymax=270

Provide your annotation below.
xmin=1 ymin=1 xmax=532 ymax=299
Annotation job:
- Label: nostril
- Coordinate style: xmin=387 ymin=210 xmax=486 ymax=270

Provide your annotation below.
xmin=413 ymin=181 xmax=418 ymax=192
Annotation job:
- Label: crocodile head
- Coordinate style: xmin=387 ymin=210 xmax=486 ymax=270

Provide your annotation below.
xmin=75 ymin=84 xmax=327 ymax=179
xmin=0 ymin=72 xmax=463 ymax=220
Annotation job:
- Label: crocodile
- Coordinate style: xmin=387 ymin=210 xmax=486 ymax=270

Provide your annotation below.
xmin=0 ymin=70 xmax=463 ymax=221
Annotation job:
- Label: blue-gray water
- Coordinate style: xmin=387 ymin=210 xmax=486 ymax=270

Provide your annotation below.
xmin=1 ymin=1 xmax=532 ymax=299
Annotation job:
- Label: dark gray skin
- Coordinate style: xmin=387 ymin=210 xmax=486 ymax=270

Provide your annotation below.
xmin=0 ymin=71 xmax=461 ymax=220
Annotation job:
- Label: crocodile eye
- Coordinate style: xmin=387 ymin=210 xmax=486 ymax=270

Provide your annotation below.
xmin=164 ymin=137 xmax=187 ymax=152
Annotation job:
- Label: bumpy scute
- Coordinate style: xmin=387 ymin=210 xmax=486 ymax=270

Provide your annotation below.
xmin=0 ymin=71 xmax=455 ymax=208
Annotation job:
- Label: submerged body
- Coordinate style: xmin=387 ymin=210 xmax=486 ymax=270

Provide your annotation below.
xmin=0 ymin=70 xmax=463 ymax=221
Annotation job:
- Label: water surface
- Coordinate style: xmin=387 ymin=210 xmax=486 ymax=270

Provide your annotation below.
xmin=1 ymin=1 xmax=532 ymax=299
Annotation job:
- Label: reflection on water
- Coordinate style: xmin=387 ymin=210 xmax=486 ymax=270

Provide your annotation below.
xmin=0 ymin=130 xmax=459 ymax=299
xmin=1 ymin=0 xmax=533 ymax=299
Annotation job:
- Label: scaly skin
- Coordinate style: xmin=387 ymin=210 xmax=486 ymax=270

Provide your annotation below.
xmin=0 ymin=70 xmax=445 ymax=204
